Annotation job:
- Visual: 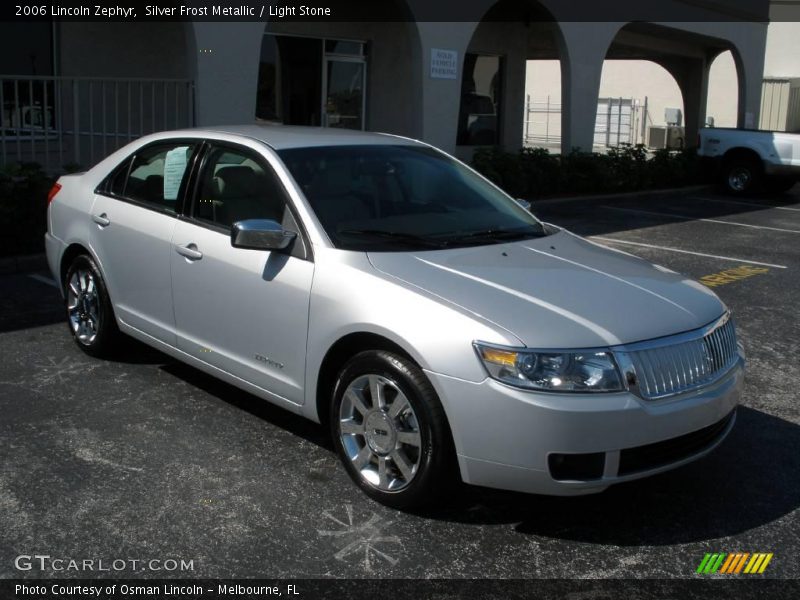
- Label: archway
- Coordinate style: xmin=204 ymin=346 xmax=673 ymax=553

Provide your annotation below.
xmin=460 ymin=0 xmax=563 ymax=153
xmin=706 ymin=50 xmax=740 ymax=128
xmin=594 ymin=59 xmax=685 ymax=149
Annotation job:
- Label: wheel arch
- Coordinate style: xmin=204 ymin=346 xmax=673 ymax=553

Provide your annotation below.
xmin=314 ymin=332 xmax=419 ymax=428
xmin=722 ymin=146 xmax=763 ymax=168
xmin=60 ymin=242 xmax=96 ymax=287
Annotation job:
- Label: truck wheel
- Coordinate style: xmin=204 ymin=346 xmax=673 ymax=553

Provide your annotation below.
xmin=330 ymin=350 xmax=456 ymax=509
xmin=723 ymin=157 xmax=762 ymax=195
xmin=764 ymin=176 xmax=796 ymax=195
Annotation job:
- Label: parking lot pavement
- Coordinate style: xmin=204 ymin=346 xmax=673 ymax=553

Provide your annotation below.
xmin=1 ymin=187 xmax=798 ymax=580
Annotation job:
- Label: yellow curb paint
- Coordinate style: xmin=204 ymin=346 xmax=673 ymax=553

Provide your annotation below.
xmin=700 ymin=265 xmax=770 ymax=288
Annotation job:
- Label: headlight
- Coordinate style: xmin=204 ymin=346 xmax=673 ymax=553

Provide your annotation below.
xmin=474 ymin=343 xmax=624 ymax=393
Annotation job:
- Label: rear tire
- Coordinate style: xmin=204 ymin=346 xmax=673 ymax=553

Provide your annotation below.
xmin=330 ymin=350 xmax=456 ymax=509
xmin=64 ymin=254 xmax=122 ymax=358
xmin=722 ymin=156 xmax=762 ymax=195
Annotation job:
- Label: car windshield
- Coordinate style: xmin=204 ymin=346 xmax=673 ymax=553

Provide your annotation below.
xmin=277 ymin=144 xmax=548 ymax=251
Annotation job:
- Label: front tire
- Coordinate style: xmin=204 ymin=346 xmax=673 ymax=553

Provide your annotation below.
xmin=330 ymin=350 xmax=455 ymax=509
xmin=64 ymin=254 xmax=122 ymax=357
xmin=722 ymin=156 xmax=762 ymax=195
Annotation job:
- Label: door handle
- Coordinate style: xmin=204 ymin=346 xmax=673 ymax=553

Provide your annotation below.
xmin=92 ymin=213 xmax=111 ymax=227
xmin=176 ymin=243 xmax=203 ymax=261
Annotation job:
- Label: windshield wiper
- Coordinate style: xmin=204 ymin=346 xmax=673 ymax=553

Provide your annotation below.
xmin=337 ymin=229 xmax=450 ymax=249
xmin=450 ymin=226 xmax=548 ymax=244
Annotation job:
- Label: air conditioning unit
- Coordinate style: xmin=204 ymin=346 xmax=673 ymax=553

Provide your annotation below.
xmin=665 ymin=126 xmax=685 ymax=149
xmin=648 ymin=125 xmax=685 ymax=150
xmin=648 ymin=126 xmax=667 ymax=149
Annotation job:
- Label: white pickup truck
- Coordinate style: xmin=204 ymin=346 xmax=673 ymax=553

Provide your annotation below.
xmin=698 ymin=127 xmax=799 ymax=195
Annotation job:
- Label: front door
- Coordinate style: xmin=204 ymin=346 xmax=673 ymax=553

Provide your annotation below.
xmin=170 ymin=142 xmax=314 ymax=406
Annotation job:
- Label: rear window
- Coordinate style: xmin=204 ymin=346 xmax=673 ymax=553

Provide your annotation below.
xmin=101 ymin=142 xmax=198 ymax=212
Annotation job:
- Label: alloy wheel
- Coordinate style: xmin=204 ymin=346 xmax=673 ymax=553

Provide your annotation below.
xmin=66 ymin=268 xmax=101 ymax=345
xmin=338 ymin=374 xmax=422 ymax=491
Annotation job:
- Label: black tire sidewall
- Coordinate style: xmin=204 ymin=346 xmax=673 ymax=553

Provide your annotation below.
xmin=64 ymin=254 xmax=118 ymax=357
xmin=724 ymin=158 xmax=762 ymax=195
xmin=330 ymin=350 xmax=454 ymax=509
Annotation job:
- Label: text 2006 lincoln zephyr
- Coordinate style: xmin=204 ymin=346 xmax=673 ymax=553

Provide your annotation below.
xmin=45 ymin=125 xmax=744 ymax=508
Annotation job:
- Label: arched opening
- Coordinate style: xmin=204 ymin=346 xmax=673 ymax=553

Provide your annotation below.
xmin=706 ymin=50 xmax=739 ymax=128
xmin=459 ymin=0 xmax=562 ymax=153
xmin=597 ymin=60 xmax=684 ymax=149
xmin=598 ymin=22 xmax=735 ymax=151
xmin=255 ymin=2 xmax=421 ymax=135
xmin=524 ymin=60 xmax=561 ymax=150
xmin=525 ymin=59 xmax=684 ymax=151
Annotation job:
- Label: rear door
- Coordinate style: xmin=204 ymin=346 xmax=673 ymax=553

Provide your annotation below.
xmin=170 ymin=141 xmax=314 ymax=406
xmin=90 ymin=140 xmax=199 ymax=344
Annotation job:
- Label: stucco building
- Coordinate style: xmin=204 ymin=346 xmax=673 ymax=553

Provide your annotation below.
xmin=0 ymin=0 xmax=773 ymax=169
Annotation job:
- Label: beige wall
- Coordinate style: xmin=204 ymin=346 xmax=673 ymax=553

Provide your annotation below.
xmin=763 ymin=22 xmax=800 ymax=77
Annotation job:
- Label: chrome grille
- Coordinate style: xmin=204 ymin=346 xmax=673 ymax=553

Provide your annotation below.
xmin=621 ymin=316 xmax=739 ymax=400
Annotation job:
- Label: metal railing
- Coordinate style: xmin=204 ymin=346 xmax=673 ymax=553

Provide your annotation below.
xmin=0 ymin=76 xmax=194 ymax=173
xmin=524 ymin=95 xmax=650 ymax=151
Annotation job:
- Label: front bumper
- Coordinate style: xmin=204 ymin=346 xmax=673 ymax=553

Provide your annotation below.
xmin=426 ymin=355 xmax=743 ymax=495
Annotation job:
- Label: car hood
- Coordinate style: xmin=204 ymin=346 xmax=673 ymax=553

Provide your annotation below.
xmin=367 ymin=230 xmax=725 ymax=348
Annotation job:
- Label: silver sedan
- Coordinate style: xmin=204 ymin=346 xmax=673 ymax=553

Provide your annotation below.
xmin=45 ymin=125 xmax=744 ymax=508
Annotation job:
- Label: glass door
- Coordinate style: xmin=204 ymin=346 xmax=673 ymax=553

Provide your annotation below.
xmin=323 ymin=57 xmax=366 ymax=130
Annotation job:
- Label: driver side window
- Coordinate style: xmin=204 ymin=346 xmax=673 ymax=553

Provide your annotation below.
xmin=194 ymin=146 xmax=288 ymax=229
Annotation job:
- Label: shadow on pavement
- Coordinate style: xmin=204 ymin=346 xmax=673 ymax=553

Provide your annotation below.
xmin=153 ymin=348 xmax=799 ymax=547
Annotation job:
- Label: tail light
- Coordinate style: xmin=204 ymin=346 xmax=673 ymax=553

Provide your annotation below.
xmin=47 ymin=182 xmax=62 ymax=204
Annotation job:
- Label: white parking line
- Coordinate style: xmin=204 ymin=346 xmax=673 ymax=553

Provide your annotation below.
xmin=601 ymin=205 xmax=800 ymax=234
xmin=689 ymin=196 xmax=800 ymax=213
xmin=27 ymin=274 xmax=58 ymax=288
xmin=590 ymin=236 xmax=788 ymax=269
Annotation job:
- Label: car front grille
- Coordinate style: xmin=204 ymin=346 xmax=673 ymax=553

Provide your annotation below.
xmin=621 ymin=315 xmax=739 ymax=400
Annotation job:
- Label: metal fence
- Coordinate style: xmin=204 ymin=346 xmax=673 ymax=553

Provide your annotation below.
xmin=524 ymin=95 xmax=649 ymax=151
xmin=0 ymin=76 xmax=194 ymax=173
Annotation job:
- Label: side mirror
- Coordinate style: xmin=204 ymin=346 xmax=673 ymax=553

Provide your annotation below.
xmin=231 ymin=219 xmax=296 ymax=251
xmin=516 ymin=198 xmax=531 ymax=211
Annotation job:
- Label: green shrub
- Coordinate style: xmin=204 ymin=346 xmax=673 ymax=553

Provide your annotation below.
xmin=471 ymin=144 xmax=704 ymax=199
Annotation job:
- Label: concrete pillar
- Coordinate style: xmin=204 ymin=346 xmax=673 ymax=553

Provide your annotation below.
xmin=660 ymin=57 xmax=710 ymax=148
xmin=556 ymin=22 xmax=623 ymax=153
xmin=190 ymin=22 xmax=265 ymax=126
xmin=731 ymin=38 xmax=767 ymax=129
xmin=415 ymin=22 xmax=476 ymax=153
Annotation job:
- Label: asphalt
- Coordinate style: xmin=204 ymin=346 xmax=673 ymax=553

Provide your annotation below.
xmin=0 ymin=186 xmax=798 ymax=581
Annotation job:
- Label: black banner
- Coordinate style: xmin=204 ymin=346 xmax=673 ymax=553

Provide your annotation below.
xmin=2 ymin=579 xmax=800 ymax=600
xmin=2 ymin=0 xmax=793 ymax=23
